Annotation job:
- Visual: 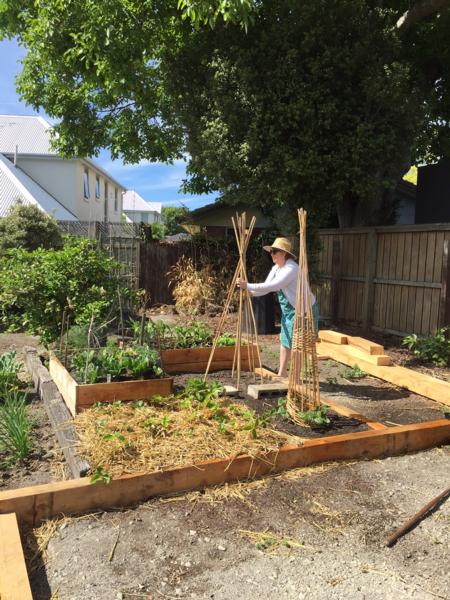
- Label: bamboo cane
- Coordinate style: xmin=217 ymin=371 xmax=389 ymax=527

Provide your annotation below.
xmin=287 ymin=208 xmax=320 ymax=423
xmin=204 ymin=215 xmax=253 ymax=380
xmin=204 ymin=212 xmax=263 ymax=386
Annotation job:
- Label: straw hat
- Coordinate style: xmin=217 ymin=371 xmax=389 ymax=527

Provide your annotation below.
xmin=263 ymin=237 xmax=296 ymax=260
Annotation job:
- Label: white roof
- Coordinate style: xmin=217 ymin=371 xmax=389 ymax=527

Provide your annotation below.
xmin=0 ymin=114 xmax=54 ymax=155
xmin=123 ymin=190 xmax=162 ymax=214
xmin=0 ymin=115 xmax=125 ymax=190
xmin=0 ymin=153 xmax=77 ymax=220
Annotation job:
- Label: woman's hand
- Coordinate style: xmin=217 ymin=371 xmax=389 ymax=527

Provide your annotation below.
xmin=236 ymin=278 xmax=248 ymax=290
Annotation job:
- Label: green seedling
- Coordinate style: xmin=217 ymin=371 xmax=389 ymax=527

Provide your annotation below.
xmin=90 ymin=466 xmax=112 ymax=485
xmin=296 ymin=404 xmax=331 ymax=429
xmin=103 ymin=432 xmax=126 ymax=443
xmin=340 ymin=364 xmax=366 ymax=380
xmin=326 ymin=376 xmax=338 ymax=386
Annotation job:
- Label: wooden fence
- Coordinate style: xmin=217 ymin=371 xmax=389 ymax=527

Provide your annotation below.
xmin=58 ymin=220 xmax=450 ymax=337
xmin=58 ymin=221 xmax=141 ymax=288
xmin=315 ymin=224 xmax=450 ymax=337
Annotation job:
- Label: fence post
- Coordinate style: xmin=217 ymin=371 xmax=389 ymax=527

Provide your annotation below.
xmin=439 ymin=239 xmax=450 ymax=330
xmin=330 ymin=238 xmax=341 ymax=324
xmin=362 ymin=229 xmax=378 ymax=332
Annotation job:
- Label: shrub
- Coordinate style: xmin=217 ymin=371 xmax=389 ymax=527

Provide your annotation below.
xmin=0 ymin=200 xmax=63 ymax=253
xmin=0 ymin=237 xmax=134 ymax=345
xmin=402 ymin=328 xmax=450 ymax=367
xmin=0 ymin=387 xmax=31 ymax=461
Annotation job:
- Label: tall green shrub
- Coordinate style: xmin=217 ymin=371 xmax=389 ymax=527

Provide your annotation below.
xmin=0 ymin=200 xmax=63 ymax=253
xmin=0 ymin=237 xmax=133 ymax=344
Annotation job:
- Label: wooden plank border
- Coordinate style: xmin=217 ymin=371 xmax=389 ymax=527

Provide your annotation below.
xmin=49 ymin=353 xmax=174 ymax=415
xmin=317 ymin=340 xmax=450 ymax=407
xmin=0 ymin=513 xmax=33 ymax=600
xmin=161 ymin=344 xmax=257 ymax=374
xmin=1 ymin=419 xmax=449 ymax=528
xmin=23 ymin=347 xmax=90 ymax=478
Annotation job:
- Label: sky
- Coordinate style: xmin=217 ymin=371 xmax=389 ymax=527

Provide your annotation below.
xmin=0 ymin=38 xmax=217 ymax=211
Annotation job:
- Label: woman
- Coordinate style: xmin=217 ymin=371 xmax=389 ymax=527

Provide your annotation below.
xmin=237 ymin=237 xmax=318 ymax=378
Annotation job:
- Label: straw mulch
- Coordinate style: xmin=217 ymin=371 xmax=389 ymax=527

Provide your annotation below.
xmin=74 ymin=397 xmax=303 ymax=478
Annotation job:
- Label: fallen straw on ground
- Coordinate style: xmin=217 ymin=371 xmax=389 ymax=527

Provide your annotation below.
xmin=75 ymin=395 xmax=302 ymax=478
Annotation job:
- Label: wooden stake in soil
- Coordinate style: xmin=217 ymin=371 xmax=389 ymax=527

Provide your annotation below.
xmin=204 ymin=212 xmax=263 ymax=387
xmin=287 ymin=208 xmax=321 ymax=423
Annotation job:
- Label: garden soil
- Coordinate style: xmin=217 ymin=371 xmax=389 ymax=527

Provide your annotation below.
xmin=28 ymin=446 xmax=450 ymax=600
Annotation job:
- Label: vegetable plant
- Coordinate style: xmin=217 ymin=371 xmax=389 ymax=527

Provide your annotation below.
xmin=130 ymin=319 xmax=236 ymax=350
xmin=71 ymin=344 xmax=163 ymax=384
xmin=0 ymin=351 xmax=21 ymax=389
xmin=90 ymin=466 xmax=112 ymax=484
xmin=0 ymin=386 xmax=31 ymax=460
xmin=402 ymin=328 xmax=450 ymax=367
xmin=296 ymin=405 xmax=331 ymax=429
xmin=340 ymin=364 xmax=366 ymax=380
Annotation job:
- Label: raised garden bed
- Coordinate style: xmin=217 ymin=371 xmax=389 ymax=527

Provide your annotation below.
xmin=161 ymin=344 xmax=258 ymax=373
xmin=49 ymin=353 xmax=173 ymax=416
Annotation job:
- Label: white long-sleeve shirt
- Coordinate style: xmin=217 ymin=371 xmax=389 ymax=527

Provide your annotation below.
xmin=247 ymin=258 xmax=316 ymax=308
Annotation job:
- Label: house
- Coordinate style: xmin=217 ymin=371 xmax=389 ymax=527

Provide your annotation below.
xmin=122 ymin=190 xmax=162 ymax=224
xmin=0 ymin=114 xmax=125 ymax=222
xmin=188 ymin=201 xmax=272 ymax=238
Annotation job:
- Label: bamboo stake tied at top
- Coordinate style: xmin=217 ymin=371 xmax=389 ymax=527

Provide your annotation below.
xmin=287 ymin=208 xmax=321 ymax=423
xmin=204 ymin=212 xmax=263 ymax=387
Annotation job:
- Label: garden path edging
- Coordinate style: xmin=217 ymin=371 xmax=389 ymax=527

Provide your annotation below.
xmin=23 ymin=347 xmax=90 ymax=478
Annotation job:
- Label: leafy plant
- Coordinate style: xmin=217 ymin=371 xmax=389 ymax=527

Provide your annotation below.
xmin=296 ymin=405 xmax=331 ymax=429
xmin=0 ymin=387 xmax=31 ymax=460
xmin=0 ymin=237 xmax=134 ymax=345
xmin=182 ymin=378 xmax=224 ymax=405
xmin=103 ymin=432 xmax=126 ymax=443
xmin=0 ymin=351 xmax=21 ymax=389
xmin=340 ymin=364 xmax=366 ymax=380
xmin=325 ymin=376 xmax=338 ymax=386
xmin=0 ymin=200 xmax=63 ymax=253
xmin=90 ymin=466 xmax=112 ymax=485
xmin=70 ymin=345 xmax=163 ymax=384
xmin=216 ymin=332 xmax=237 ymax=347
xmin=402 ymin=329 xmax=450 ymax=367
xmin=172 ymin=322 xmax=212 ymax=348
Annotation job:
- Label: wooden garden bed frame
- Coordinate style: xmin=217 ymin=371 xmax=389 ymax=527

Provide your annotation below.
xmin=49 ymin=353 xmax=174 ymax=416
xmin=2 ymin=334 xmax=449 ymax=598
xmin=161 ymin=344 xmax=257 ymax=374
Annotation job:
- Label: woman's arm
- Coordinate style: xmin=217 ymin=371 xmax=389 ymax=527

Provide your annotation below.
xmin=247 ymin=262 xmax=297 ymax=296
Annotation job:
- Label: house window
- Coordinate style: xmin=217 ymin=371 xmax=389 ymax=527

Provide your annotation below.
xmin=114 ymin=188 xmax=118 ymax=212
xmin=104 ymin=182 xmax=109 ymax=222
xmin=95 ymin=175 xmax=101 ymax=199
xmin=83 ymin=169 xmax=90 ymax=199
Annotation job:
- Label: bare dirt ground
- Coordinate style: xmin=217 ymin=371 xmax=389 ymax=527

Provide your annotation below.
xmin=28 ymin=446 xmax=450 ymax=600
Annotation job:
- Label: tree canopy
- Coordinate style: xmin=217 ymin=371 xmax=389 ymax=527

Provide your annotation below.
xmin=2 ymin=0 xmax=450 ymax=226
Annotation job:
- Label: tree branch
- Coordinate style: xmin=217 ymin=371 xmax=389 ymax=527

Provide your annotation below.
xmin=396 ymin=0 xmax=450 ymax=34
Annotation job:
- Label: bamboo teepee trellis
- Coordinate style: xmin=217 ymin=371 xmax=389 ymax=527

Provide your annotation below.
xmin=204 ymin=212 xmax=263 ymax=387
xmin=287 ymin=208 xmax=321 ymax=423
